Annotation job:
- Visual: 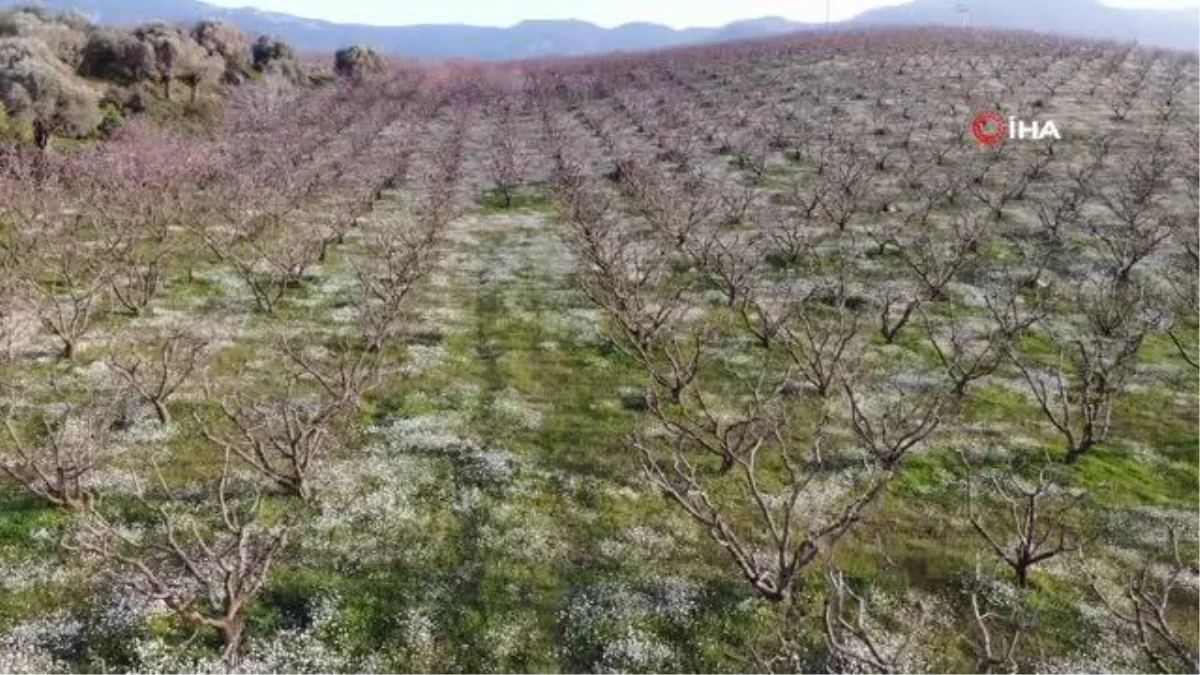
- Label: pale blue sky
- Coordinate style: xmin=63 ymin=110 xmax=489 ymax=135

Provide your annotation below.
xmin=204 ymin=0 xmax=1200 ymax=28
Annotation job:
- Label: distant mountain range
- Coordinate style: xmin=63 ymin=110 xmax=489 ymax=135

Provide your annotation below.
xmin=6 ymin=0 xmax=1198 ymax=58
xmin=854 ymin=0 xmax=1199 ymax=50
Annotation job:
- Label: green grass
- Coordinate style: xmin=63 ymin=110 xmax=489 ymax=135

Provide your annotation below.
xmin=478 ymin=184 xmax=556 ymax=214
xmin=1071 ymin=445 xmax=1197 ymax=508
xmin=0 ymin=493 xmax=66 ymax=548
xmin=0 ymin=152 xmax=1195 ymax=672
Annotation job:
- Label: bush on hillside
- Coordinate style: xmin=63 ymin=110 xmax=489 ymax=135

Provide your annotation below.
xmin=251 ymin=35 xmax=306 ymax=85
xmin=0 ymin=37 xmax=101 ymax=144
xmin=251 ymin=35 xmax=293 ymax=70
xmin=0 ymin=7 xmax=88 ymax=68
xmin=0 ymin=9 xmax=307 ymax=148
xmin=132 ymin=22 xmax=224 ymax=101
xmin=334 ymin=45 xmax=386 ymax=80
xmin=0 ymin=98 xmax=15 ymax=140
xmin=79 ymin=28 xmax=155 ymax=84
xmin=191 ymin=20 xmax=251 ymax=83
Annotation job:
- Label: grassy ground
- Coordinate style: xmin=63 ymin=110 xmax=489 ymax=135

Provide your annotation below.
xmin=0 ymin=167 xmax=1196 ymax=671
xmin=0 ymin=40 xmax=1197 ymax=672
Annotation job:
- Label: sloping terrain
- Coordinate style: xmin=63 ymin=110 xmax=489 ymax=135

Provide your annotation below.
xmin=0 ymin=27 xmax=1196 ymax=674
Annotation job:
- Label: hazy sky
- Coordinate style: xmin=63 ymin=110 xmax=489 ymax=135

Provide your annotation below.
xmin=201 ymin=0 xmax=1200 ymax=27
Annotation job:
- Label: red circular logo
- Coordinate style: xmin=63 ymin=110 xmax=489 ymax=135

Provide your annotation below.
xmin=971 ymin=110 xmax=1007 ymax=147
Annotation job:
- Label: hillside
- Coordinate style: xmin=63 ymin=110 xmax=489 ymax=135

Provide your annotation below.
xmin=0 ymin=5 xmax=317 ymax=147
xmin=0 ymin=26 xmax=1196 ymax=673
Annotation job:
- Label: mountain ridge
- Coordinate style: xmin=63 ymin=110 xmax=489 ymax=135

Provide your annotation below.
xmin=852 ymin=0 xmax=1198 ymax=49
xmin=0 ymin=2 xmax=787 ymax=59
xmin=4 ymin=0 xmax=1196 ymax=58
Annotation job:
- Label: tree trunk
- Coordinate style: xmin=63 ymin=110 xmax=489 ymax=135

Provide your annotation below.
xmin=280 ymin=474 xmax=311 ymax=501
xmin=953 ymin=379 xmax=970 ymax=398
xmin=33 ymin=120 xmax=50 ymax=150
xmin=1066 ymin=438 xmax=1093 ymax=464
xmin=219 ymin=617 xmax=244 ymax=668
xmin=152 ymin=399 xmax=171 ymax=426
xmin=1014 ymin=563 xmax=1028 ymax=588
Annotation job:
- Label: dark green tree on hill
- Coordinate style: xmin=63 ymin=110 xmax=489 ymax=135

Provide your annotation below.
xmin=334 ymin=44 xmax=386 ymax=81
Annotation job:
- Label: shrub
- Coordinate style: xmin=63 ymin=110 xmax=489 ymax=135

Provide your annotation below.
xmin=0 ymin=7 xmax=88 ymax=68
xmin=54 ymin=9 xmax=91 ymax=33
xmin=226 ymin=69 xmax=296 ymax=127
xmin=333 ymin=45 xmax=386 ymax=80
xmin=0 ymin=33 xmax=55 ymax=68
xmin=191 ymin=20 xmax=247 ymax=62
xmin=79 ymin=28 xmax=154 ymax=84
xmin=0 ymin=100 xmax=15 ymax=139
xmin=264 ymin=58 xmax=305 ymax=85
xmin=191 ymin=20 xmax=250 ymax=83
xmin=250 ymin=35 xmax=305 ymax=86
xmin=306 ymin=69 xmax=335 ymax=87
xmin=133 ymin=23 xmax=184 ymax=98
xmin=0 ymin=36 xmax=101 ymax=141
xmin=124 ymin=23 xmax=225 ymax=102
xmin=96 ymin=100 xmax=123 ymax=137
xmin=251 ymin=35 xmax=294 ymax=70
xmin=100 ymin=86 xmax=145 ymax=114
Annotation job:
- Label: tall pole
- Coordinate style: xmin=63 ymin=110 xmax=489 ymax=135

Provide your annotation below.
xmin=825 ymin=0 xmax=831 ymax=31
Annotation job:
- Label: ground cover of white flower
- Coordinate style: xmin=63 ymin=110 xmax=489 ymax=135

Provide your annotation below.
xmin=0 ymin=117 xmax=1195 ymax=674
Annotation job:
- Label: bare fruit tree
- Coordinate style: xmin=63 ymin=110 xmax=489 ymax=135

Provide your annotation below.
xmin=484 ymin=101 xmax=529 ymax=209
xmin=1164 ymin=227 xmax=1199 ymax=371
xmin=197 ymin=340 xmax=378 ymax=500
xmin=1091 ymin=527 xmax=1200 ymax=674
xmin=69 ymin=453 xmax=291 ymax=667
xmin=965 ymin=562 xmax=1037 ymax=674
xmin=355 ymin=211 xmax=443 ymax=352
xmin=562 ymin=176 xmax=941 ymax=603
xmin=560 ymin=185 xmax=699 ymax=402
xmin=1085 ymin=132 xmax=1178 ymax=283
xmin=0 ymin=275 xmax=38 ymax=365
xmin=2 ymin=400 xmax=118 ymax=510
xmin=203 ymin=227 xmax=323 ymax=315
xmin=823 ymin=568 xmax=927 ymax=673
xmin=101 ymin=217 xmax=175 ymax=317
xmin=110 ymin=331 xmax=209 ymax=425
xmin=964 ymin=456 xmax=1085 ymax=587
xmin=22 ymin=226 xmax=111 ymax=361
xmin=635 ymin=401 xmax=923 ymax=604
xmin=1009 ymin=283 xmax=1153 ymax=464
xmin=924 ymin=314 xmax=999 ymax=398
